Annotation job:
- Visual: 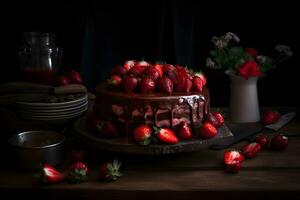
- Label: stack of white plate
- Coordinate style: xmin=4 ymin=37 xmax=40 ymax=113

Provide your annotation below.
xmin=17 ymin=94 xmax=88 ymax=121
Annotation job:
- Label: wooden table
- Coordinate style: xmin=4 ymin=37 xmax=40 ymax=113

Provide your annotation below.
xmin=1 ymin=114 xmax=299 ymax=199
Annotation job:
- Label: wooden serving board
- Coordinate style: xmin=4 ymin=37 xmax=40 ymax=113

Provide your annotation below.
xmin=73 ymin=116 xmax=233 ymax=155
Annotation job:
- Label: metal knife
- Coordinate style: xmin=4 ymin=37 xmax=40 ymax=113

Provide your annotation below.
xmin=209 ymin=112 xmax=296 ymax=150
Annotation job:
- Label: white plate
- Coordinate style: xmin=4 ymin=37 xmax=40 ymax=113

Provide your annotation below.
xmin=17 ymin=94 xmax=88 ymax=108
xmin=21 ymin=107 xmax=88 ymax=121
xmin=19 ymin=101 xmax=88 ymax=114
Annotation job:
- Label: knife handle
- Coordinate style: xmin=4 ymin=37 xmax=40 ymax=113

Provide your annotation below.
xmin=209 ymin=127 xmax=263 ymax=150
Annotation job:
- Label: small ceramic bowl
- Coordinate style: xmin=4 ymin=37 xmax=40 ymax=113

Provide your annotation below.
xmin=8 ymin=130 xmax=65 ymax=170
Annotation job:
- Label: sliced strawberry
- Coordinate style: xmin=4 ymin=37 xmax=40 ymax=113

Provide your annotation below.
xmin=69 ymin=162 xmax=89 ymax=183
xmin=40 ymin=164 xmax=65 ymax=184
xmin=122 ymin=76 xmax=139 ymax=93
xmin=154 ymin=127 xmax=178 ymax=144
xmin=134 ymin=125 xmax=152 ymax=145
xmin=224 ymin=150 xmax=245 ymax=165
xmin=123 ymin=60 xmax=136 ymax=71
xmin=136 ymin=60 xmax=151 ymax=68
xmin=178 ymin=121 xmax=192 ymax=140
xmin=199 ymin=122 xmax=217 ymax=139
xmin=270 ymin=134 xmax=288 ymax=150
xmin=107 ymin=75 xmax=122 ymax=87
xmin=241 ymin=142 xmax=261 ymax=158
xmin=140 ymin=77 xmax=155 ymax=94
xmin=255 ymin=135 xmax=270 ymax=149
xmin=157 ymin=77 xmax=173 ymax=94
xmin=99 ymin=159 xmax=122 ymax=181
xmin=262 ymin=110 xmax=281 ymax=125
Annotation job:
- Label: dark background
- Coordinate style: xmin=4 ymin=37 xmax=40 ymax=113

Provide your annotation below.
xmin=2 ymin=0 xmax=299 ymax=108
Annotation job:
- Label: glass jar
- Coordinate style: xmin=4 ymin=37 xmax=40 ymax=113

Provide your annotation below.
xmin=17 ymin=32 xmax=63 ymax=85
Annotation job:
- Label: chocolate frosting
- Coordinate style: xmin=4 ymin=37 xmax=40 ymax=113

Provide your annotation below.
xmin=93 ymin=83 xmax=210 ymax=138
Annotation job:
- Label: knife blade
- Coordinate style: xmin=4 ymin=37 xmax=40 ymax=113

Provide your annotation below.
xmin=209 ymin=112 xmax=296 ymax=150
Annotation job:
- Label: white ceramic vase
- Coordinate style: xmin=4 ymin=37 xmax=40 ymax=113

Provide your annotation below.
xmin=227 ymin=71 xmax=260 ymax=123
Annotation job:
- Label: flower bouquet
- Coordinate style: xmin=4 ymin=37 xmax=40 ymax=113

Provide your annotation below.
xmin=205 ymin=32 xmax=293 ymax=122
xmin=206 ymin=32 xmax=293 ymax=79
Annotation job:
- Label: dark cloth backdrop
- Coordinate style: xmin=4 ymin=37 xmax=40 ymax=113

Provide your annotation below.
xmin=2 ymin=1 xmax=299 ymax=107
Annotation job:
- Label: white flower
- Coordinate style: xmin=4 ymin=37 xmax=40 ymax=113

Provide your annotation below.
xmin=225 ymin=32 xmax=240 ymax=43
xmin=275 ymin=44 xmax=293 ymax=56
xmin=205 ymin=58 xmax=216 ymax=69
xmin=256 ymin=55 xmax=268 ymax=63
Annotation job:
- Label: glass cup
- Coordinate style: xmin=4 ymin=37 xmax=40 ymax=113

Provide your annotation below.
xmin=17 ymin=32 xmax=63 ymax=85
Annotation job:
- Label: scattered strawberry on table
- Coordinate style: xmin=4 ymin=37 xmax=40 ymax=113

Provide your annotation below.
xmin=241 ymin=142 xmax=261 ymax=158
xmin=262 ymin=110 xmax=281 ymax=125
xmin=37 ymin=164 xmax=65 ymax=184
xmin=270 ymin=134 xmax=288 ymax=150
xmin=99 ymin=159 xmax=123 ymax=181
xmin=68 ymin=161 xmax=89 ymax=183
xmin=223 ymin=150 xmax=244 ymax=173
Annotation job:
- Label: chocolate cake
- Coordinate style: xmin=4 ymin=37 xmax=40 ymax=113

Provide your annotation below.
xmin=91 ymin=60 xmax=213 ymax=142
xmin=94 ymin=83 xmax=210 ymax=138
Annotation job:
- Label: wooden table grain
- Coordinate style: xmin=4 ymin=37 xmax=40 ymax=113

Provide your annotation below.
xmin=0 ymin=112 xmax=299 ymax=200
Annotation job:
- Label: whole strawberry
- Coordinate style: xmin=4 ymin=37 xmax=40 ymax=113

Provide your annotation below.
xmin=140 ymin=77 xmax=155 ymax=94
xmin=192 ymin=76 xmax=203 ymax=92
xmin=270 ymin=134 xmax=288 ymax=150
xmin=162 ymin=64 xmax=175 ymax=72
xmin=99 ymin=159 xmax=122 ymax=181
xmin=255 ymin=135 xmax=270 ymax=149
xmin=153 ymin=63 xmax=164 ymax=78
xmin=199 ymin=122 xmax=217 ymax=139
xmin=38 ymin=164 xmax=65 ymax=184
xmin=134 ymin=125 xmax=152 ymax=145
xmin=262 ymin=110 xmax=281 ymax=125
xmin=211 ymin=112 xmax=225 ymax=128
xmin=157 ymin=77 xmax=173 ymax=94
xmin=108 ymin=75 xmax=122 ymax=87
xmin=178 ymin=121 xmax=192 ymax=140
xmin=69 ymin=162 xmax=89 ymax=183
xmin=241 ymin=142 xmax=261 ymax=158
xmin=122 ymin=76 xmax=139 ymax=93
xmin=68 ymin=70 xmax=83 ymax=84
xmin=143 ymin=66 xmax=160 ymax=81
xmin=154 ymin=127 xmax=178 ymax=144
xmin=206 ymin=113 xmax=220 ymax=128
